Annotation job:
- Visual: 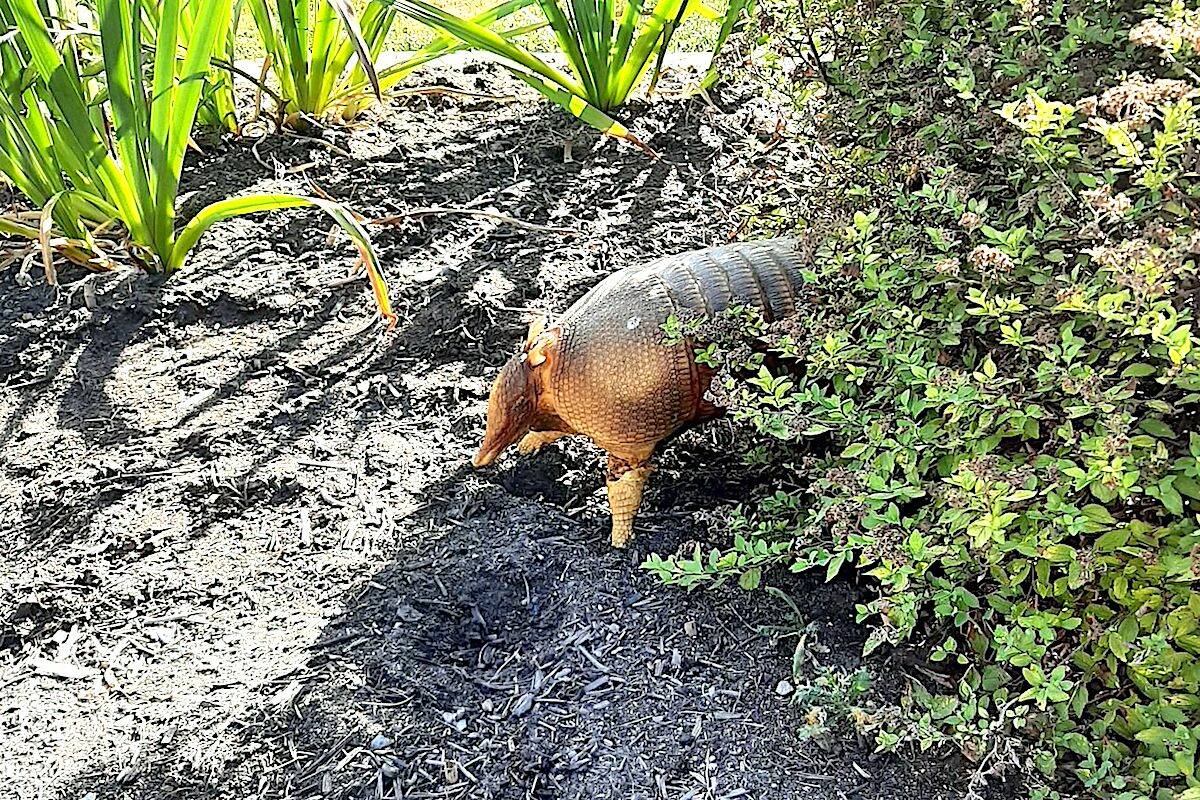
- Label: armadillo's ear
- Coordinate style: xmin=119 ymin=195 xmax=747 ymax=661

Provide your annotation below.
xmin=524 ymin=324 xmax=561 ymax=368
xmin=523 ymin=315 xmax=548 ymax=349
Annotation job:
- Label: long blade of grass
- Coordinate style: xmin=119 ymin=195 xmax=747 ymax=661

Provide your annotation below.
xmin=171 ymin=193 xmax=395 ymax=326
xmin=387 ymin=0 xmax=583 ymax=96
xmin=534 ymin=0 xmax=596 ymax=102
xmin=609 ymin=0 xmax=642 ymax=99
xmin=148 ymin=0 xmax=184 ymax=253
xmin=0 ymin=23 xmax=69 ymax=208
xmin=177 ymin=0 xmax=242 ymax=133
xmin=323 ymin=0 xmax=381 ymax=100
xmin=150 ymin=0 xmax=182 ymax=169
xmin=0 ymin=215 xmax=39 ymax=238
xmin=96 ymin=0 xmax=153 ymax=207
xmin=510 ymin=69 xmax=656 ymax=155
xmin=372 ymin=0 xmax=541 ymax=92
xmin=247 ymin=0 xmax=300 ymax=104
xmin=688 ymin=0 xmax=723 ymax=20
xmin=699 ymin=0 xmax=751 ymax=90
xmin=276 ymin=0 xmax=311 ymax=111
xmin=647 ymin=0 xmax=689 ymax=93
xmin=327 ymin=0 xmax=392 ymax=101
xmin=0 ymin=88 xmax=65 ymax=209
xmin=309 ymin=0 xmax=338 ymax=112
xmin=148 ymin=0 xmax=185 ymax=253
xmin=159 ymin=0 xmax=232 ymax=215
xmin=610 ymin=0 xmax=687 ymax=102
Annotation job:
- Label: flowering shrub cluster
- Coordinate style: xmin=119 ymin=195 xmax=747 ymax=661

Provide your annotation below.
xmin=647 ymin=2 xmax=1200 ymax=798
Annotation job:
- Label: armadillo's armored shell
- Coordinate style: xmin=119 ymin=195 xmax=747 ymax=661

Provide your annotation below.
xmin=549 ymin=239 xmax=808 ymax=454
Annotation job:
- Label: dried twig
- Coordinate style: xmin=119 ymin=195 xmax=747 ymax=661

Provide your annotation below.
xmin=373 ymin=206 xmax=580 ymax=236
xmin=392 ymin=86 xmax=521 ymax=103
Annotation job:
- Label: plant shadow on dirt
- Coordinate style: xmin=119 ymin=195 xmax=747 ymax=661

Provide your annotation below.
xmin=3 ymin=70 xmax=1015 ymax=800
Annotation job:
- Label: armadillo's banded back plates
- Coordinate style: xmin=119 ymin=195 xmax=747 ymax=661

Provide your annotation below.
xmin=654 ymin=239 xmax=807 ymax=320
xmin=551 ymin=239 xmax=809 ymax=453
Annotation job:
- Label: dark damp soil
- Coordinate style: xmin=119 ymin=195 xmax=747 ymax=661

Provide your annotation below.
xmin=0 ymin=63 xmax=1017 ymax=800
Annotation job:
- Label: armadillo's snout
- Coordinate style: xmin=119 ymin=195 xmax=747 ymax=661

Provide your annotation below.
xmin=474 ymin=356 xmax=536 ymax=469
xmin=471 ymin=444 xmax=498 ymax=468
xmin=472 ymin=407 xmax=508 ymax=468
xmin=472 ymin=422 xmax=518 ymax=468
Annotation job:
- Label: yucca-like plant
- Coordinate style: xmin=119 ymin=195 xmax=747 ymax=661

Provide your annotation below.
xmin=388 ymin=0 xmax=753 ymax=150
xmin=0 ymin=1 xmax=104 ymax=241
xmin=248 ymin=0 xmax=542 ymax=123
xmin=247 ymin=0 xmax=383 ymax=123
xmin=192 ymin=0 xmax=244 ymax=132
xmin=141 ymin=0 xmax=245 ymax=133
xmin=0 ymin=0 xmax=393 ymax=321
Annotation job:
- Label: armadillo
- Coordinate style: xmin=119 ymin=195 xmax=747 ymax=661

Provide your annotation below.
xmin=472 ymin=239 xmax=809 ymax=547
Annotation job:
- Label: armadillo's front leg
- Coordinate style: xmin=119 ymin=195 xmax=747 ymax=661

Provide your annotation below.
xmin=517 ymin=430 xmax=568 ymax=455
xmin=606 ymin=455 xmax=653 ymax=548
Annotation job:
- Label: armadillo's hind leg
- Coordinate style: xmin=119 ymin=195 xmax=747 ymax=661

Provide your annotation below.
xmin=518 ymin=430 xmax=568 ymax=455
xmin=606 ymin=455 xmax=654 ymax=548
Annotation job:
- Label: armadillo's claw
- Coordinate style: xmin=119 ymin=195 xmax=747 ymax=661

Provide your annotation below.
xmin=517 ymin=430 xmax=567 ymax=455
xmin=606 ymin=459 xmax=653 ymax=548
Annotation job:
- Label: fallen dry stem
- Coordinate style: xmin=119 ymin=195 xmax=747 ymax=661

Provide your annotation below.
xmin=373 ymin=206 xmax=580 ymax=236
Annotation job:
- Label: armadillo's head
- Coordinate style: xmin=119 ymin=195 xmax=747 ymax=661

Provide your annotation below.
xmin=472 ymin=317 xmax=558 ymax=468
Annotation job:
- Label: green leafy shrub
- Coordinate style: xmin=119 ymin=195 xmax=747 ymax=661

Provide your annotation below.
xmin=645 ymin=1 xmax=1200 ymax=797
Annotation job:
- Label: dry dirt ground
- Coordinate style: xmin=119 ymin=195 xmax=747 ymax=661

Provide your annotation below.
xmin=0 ymin=65 xmax=1014 ymax=800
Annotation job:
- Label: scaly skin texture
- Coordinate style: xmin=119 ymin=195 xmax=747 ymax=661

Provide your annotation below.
xmin=473 ymin=239 xmax=809 ymax=546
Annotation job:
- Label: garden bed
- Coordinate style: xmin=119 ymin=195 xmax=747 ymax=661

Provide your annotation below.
xmin=0 ymin=63 xmax=1006 ymax=800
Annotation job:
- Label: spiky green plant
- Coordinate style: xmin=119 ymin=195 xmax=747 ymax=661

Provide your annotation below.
xmin=0 ymin=0 xmax=105 ymax=241
xmin=247 ymin=0 xmax=383 ymax=123
xmin=387 ymin=0 xmax=753 ymax=150
xmin=247 ymin=0 xmax=541 ymax=123
xmin=0 ymin=0 xmax=393 ymax=321
xmin=190 ymin=0 xmax=244 ymax=133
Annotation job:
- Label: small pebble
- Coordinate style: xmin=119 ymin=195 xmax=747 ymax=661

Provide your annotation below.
xmin=775 ymin=680 xmax=794 ymax=696
xmin=395 ymin=604 xmax=422 ymax=622
xmin=511 ymin=693 xmax=534 ymax=717
xmin=369 ymin=734 xmax=392 ymax=750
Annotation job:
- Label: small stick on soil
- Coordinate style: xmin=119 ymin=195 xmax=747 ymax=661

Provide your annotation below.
xmin=296 ymin=729 xmax=358 ymax=780
xmin=393 ymin=86 xmax=521 ymax=103
xmin=251 ymin=131 xmax=274 ymax=173
xmin=306 ymin=632 xmax=364 ymax=650
xmin=373 ymin=207 xmax=580 ymax=237
xmin=0 ymin=670 xmax=30 ymax=693
xmin=296 ymin=459 xmax=357 ymax=473
xmin=281 ymin=130 xmax=354 ymax=159
xmin=96 ymin=467 xmax=199 ymax=485
xmin=5 ymin=376 xmax=53 ymax=391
